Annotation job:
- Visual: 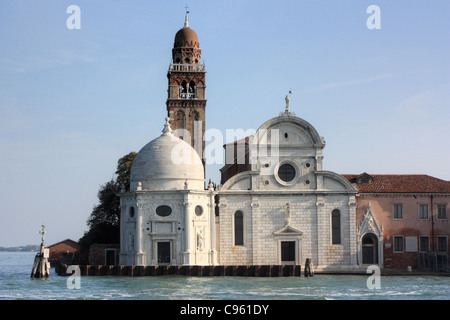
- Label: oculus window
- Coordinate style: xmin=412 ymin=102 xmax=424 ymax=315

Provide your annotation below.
xmin=195 ymin=205 xmax=203 ymax=216
xmin=278 ymin=164 xmax=296 ymax=182
xmin=156 ymin=205 xmax=172 ymax=217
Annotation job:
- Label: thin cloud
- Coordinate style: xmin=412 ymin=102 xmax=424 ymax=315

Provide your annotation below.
xmin=394 ymin=82 xmax=450 ymax=116
xmin=304 ymin=73 xmax=397 ymax=94
xmin=0 ymin=49 xmax=97 ymax=74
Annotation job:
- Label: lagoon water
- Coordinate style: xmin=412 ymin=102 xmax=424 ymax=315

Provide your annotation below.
xmin=1 ymin=252 xmax=449 ymax=300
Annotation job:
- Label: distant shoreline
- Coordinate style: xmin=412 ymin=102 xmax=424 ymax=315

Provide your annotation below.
xmin=0 ymin=245 xmax=40 ymax=252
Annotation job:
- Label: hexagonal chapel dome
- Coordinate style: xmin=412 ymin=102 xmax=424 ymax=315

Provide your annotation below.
xmin=129 ymin=118 xmax=204 ymax=191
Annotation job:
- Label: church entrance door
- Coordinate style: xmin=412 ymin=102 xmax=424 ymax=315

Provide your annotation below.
xmin=281 ymin=241 xmax=296 ymax=265
xmin=362 ymin=233 xmax=378 ymax=264
xmin=157 ymin=241 xmax=171 ymax=265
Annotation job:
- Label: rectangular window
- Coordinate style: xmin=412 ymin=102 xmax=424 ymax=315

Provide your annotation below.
xmin=393 ymin=236 xmax=404 ymax=252
xmin=437 ymin=204 xmax=447 ymax=220
xmin=419 ymin=236 xmax=430 ymax=252
xmin=419 ymin=204 xmax=429 ymax=220
xmin=437 ymin=236 xmax=448 ymax=252
xmin=393 ymin=203 xmax=403 ymax=220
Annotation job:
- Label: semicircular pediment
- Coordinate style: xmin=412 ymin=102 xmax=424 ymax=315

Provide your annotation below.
xmin=253 ymin=114 xmax=323 ymax=148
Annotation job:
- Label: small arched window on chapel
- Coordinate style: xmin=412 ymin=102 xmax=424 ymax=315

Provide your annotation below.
xmin=129 ymin=207 xmax=135 ymax=218
xmin=234 ymin=211 xmax=244 ymax=246
xmin=331 ymin=209 xmax=341 ymax=245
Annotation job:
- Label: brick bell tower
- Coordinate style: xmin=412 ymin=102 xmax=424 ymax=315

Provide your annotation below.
xmin=167 ymin=11 xmax=206 ymax=165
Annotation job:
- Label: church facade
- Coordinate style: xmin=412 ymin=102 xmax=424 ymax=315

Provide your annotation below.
xmin=118 ymin=14 xmax=361 ymax=271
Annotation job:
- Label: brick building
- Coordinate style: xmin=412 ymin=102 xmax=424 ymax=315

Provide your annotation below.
xmin=88 ymin=243 xmax=120 ymax=266
xmin=344 ymin=173 xmax=450 ymax=269
xmin=47 ymin=239 xmax=80 ymax=266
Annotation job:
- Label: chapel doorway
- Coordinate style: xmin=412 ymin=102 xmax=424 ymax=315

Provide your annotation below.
xmin=281 ymin=241 xmax=296 ymax=265
xmin=362 ymin=233 xmax=378 ymax=264
xmin=157 ymin=241 xmax=171 ymax=265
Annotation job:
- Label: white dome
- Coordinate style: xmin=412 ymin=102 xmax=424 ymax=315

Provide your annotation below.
xmin=130 ymin=118 xmax=204 ymax=191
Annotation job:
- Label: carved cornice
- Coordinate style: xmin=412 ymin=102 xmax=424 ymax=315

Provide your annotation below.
xmin=166 ymin=100 xmax=206 ymax=109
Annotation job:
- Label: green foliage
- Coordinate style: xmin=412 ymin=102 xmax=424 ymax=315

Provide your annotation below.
xmin=79 ymin=152 xmax=137 ymax=248
xmin=115 ymin=152 xmax=137 ymax=191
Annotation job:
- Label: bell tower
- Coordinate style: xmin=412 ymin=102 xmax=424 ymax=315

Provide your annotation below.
xmin=167 ymin=11 xmax=206 ymax=165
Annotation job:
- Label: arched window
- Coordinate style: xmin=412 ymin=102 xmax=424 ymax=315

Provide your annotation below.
xmin=129 ymin=207 xmax=135 ymax=218
xmin=191 ymin=111 xmax=200 ymax=147
xmin=234 ymin=211 xmax=244 ymax=246
xmin=331 ymin=209 xmax=341 ymax=245
xmin=176 ymin=110 xmax=185 ymax=129
xmin=180 ymin=81 xmax=187 ymax=98
xmin=189 ymin=81 xmax=195 ymax=98
xmin=192 ymin=111 xmax=200 ymax=122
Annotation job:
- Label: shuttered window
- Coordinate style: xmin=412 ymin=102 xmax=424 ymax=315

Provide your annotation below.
xmin=393 ymin=203 xmax=403 ymax=219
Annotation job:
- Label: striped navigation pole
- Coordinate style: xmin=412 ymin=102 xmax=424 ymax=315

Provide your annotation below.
xmin=30 ymin=225 xmax=50 ymax=278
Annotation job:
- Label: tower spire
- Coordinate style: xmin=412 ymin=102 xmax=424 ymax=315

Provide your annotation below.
xmin=184 ymin=5 xmax=190 ymax=28
xmin=168 ymin=10 xmax=206 ymax=165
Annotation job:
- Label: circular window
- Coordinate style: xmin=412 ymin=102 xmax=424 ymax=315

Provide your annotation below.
xmin=278 ymin=164 xmax=296 ymax=182
xmin=195 ymin=205 xmax=203 ymax=216
xmin=156 ymin=205 xmax=172 ymax=217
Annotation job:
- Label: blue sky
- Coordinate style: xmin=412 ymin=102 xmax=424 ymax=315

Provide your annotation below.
xmin=0 ymin=0 xmax=449 ymax=246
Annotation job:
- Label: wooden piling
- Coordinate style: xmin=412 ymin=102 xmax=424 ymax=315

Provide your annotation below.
xmin=55 ymin=264 xmax=302 ymax=277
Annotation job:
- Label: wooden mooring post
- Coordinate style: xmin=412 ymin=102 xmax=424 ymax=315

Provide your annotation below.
xmin=304 ymin=258 xmax=314 ymax=277
xmin=30 ymin=225 xmax=50 ymax=278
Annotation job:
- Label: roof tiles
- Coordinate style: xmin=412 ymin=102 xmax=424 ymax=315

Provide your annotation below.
xmin=342 ymin=174 xmax=450 ymax=194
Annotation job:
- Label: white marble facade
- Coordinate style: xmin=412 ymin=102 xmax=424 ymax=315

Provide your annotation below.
xmin=119 ymin=112 xmax=359 ymax=270
xmin=120 ymin=119 xmax=217 ymax=267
